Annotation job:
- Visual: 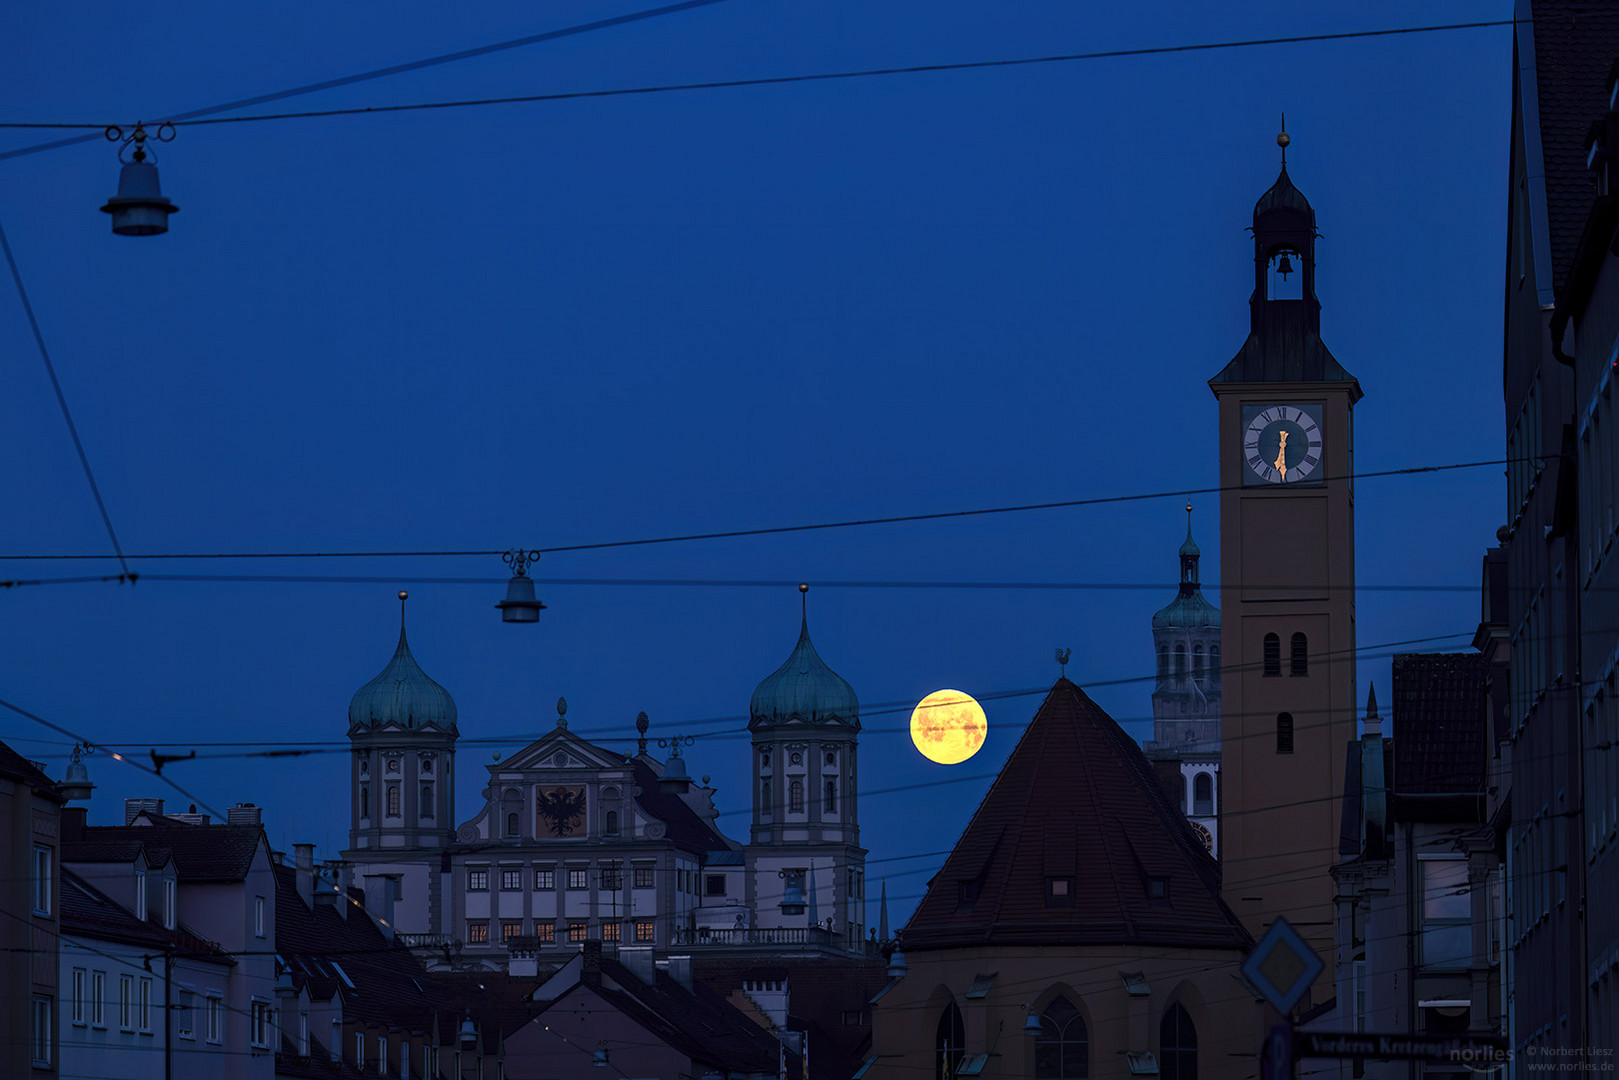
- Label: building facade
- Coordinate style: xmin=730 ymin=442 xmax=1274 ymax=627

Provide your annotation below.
xmin=1210 ymin=150 xmax=1361 ymax=1006
xmin=0 ymin=740 xmax=64 ymax=1078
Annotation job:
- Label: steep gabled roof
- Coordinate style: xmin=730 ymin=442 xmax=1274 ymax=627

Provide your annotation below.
xmin=629 ymin=758 xmax=734 ymax=855
xmin=64 ymin=821 xmax=268 ymax=882
xmin=1391 ymin=653 xmax=1487 ymax=812
xmin=902 ymin=680 xmax=1249 ymax=952
xmin=1524 ymin=0 xmax=1619 ymax=295
xmin=0 ymin=739 xmax=63 ymax=798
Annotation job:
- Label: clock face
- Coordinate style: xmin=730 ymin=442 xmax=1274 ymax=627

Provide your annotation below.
xmin=1241 ymin=403 xmax=1324 ymax=485
xmin=1189 ymin=820 xmax=1214 ymax=853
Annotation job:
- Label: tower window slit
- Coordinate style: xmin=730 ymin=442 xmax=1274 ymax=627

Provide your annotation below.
xmin=1263 ymin=633 xmax=1281 ymax=677
xmin=1276 ymin=713 xmax=1294 ymax=754
xmin=1290 ymin=632 xmax=1308 ymax=676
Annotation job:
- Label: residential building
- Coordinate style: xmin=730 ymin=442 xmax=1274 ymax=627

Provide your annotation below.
xmin=62 ymin=798 xmax=278 ymax=1080
xmin=1499 ymin=0 xmax=1619 ymax=1055
xmin=0 ymin=738 xmax=65 ymax=1077
xmin=866 ymin=678 xmax=1259 ymax=1079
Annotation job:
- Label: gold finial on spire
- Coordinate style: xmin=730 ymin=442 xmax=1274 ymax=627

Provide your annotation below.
xmin=1277 ymin=114 xmax=1289 ymax=166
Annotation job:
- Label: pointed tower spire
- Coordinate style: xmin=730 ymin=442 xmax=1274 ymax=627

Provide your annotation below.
xmin=878 ymin=879 xmax=889 ymax=942
xmin=1363 ymin=682 xmax=1381 ymax=736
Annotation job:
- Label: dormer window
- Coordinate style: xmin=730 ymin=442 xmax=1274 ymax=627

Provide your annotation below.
xmin=1147 ymin=877 xmax=1170 ymax=901
xmin=1045 ymin=877 xmax=1074 ymax=908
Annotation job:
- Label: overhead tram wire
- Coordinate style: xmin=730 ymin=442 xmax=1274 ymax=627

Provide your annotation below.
xmin=0 ymin=19 xmax=1513 ymax=138
xmin=0 ymin=454 xmax=1511 ymax=564
xmin=0 ymin=0 xmax=733 ymax=162
xmin=0 ymin=220 xmax=129 ymax=578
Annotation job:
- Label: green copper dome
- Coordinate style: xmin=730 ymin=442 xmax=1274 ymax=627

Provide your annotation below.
xmin=348 ymin=625 xmax=458 ymax=733
xmin=749 ymin=617 xmax=859 ymax=730
xmin=1154 ymin=513 xmax=1219 ymax=630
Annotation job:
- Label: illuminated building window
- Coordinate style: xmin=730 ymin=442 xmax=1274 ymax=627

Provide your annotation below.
xmin=502 ymin=921 xmax=522 ymax=942
xmin=635 ymin=919 xmax=656 ymax=943
xmin=535 ymin=923 xmax=555 ymax=943
xmin=1276 ymin=713 xmax=1294 ymax=754
xmin=467 ymin=921 xmax=489 ymax=944
xmin=1263 ymin=634 xmax=1281 ymax=677
xmin=1290 ymin=633 xmax=1308 ymax=676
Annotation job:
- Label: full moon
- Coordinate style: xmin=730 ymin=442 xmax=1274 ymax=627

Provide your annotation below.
xmin=910 ymin=689 xmax=988 ymax=765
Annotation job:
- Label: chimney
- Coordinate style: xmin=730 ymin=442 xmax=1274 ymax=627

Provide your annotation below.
xmin=61 ymin=806 xmax=88 ymax=841
xmin=618 ymin=945 xmax=656 ymax=985
xmin=125 ymin=797 xmax=164 ymax=824
xmin=293 ymin=844 xmax=316 ymax=909
xmin=665 ymin=954 xmax=692 ymax=991
xmin=313 ymin=865 xmax=346 ymax=919
xmin=581 ymin=939 xmax=602 ymax=988
xmin=227 ymin=802 xmax=262 ymax=826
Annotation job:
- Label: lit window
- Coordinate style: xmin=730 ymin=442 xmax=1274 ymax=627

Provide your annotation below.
xmin=536 ymin=923 xmax=556 ymax=943
xmin=468 ymin=921 xmax=489 ymax=944
xmin=602 ymin=921 xmax=621 ymax=943
xmin=568 ymin=921 xmax=588 ymax=942
xmin=635 ymin=919 xmax=656 ymax=943
xmin=31 ymin=845 xmax=52 ymax=915
xmin=502 ymin=921 xmax=523 ymax=942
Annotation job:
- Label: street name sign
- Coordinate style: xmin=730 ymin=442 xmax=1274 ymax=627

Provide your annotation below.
xmin=1294 ymin=1031 xmax=1509 ymax=1062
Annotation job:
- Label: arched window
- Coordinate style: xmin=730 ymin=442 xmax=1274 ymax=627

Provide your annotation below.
xmin=761 ymin=779 xmax=772 ymax=818
xmin=1035 ymin=994 xmax=1089 ymax=1079
xmin=419 ymin=782 xmax=434 ymax=819
xmin=789 ymin=780 xmax=805 ymax=814
xmin=935 ymin=1002 xmax=965 ymax=1080
xmin=605 ymin=810 xmax=619 ymax=836
xmin=1193 ymin=773 xmax=1213 ymax=816
xmin=505 ymin=812 xmax=519 ymax=837
xmin=1160 ymin=1003 xmax=1197 ymax=1080
xmin=1276 ymin=713 xmax=1294 ymax=754
xmin=1178 ymin=774 xmax=1188 ymax=813
xmin=1210 ymin=645 xmax=1221 ymax=686
xmin=1291 ymin=632 xmax=1308 ymax=676
xmin=824 ymin=779 xmax=837 ymax=814
xmin=1173 ymin=644 xmax=1186 ymax=681
xmin=1192 ymin=644 xmax=1204 ymax=684
xmin=1157 ymin=645 xmax=1168 ymax=682
xmin=359 ymin=784 xmax=370 ymax=820
xmin=1263 ymin=634 xmax=1281 ymax=677
xmin=386 ymin=784 xmax=401 ymax=818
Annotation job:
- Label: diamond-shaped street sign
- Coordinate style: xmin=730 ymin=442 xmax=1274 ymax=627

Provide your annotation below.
xmin=1242 ymin=917 xmax=1325 ymax=1017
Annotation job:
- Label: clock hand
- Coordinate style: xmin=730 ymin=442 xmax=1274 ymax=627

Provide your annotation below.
xmin=1273 ymin=429 xmax=1289 ymax=480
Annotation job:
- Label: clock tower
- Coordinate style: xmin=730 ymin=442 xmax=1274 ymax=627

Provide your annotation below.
xmin=1209 ymin=138 xmax=1360 ymax=1001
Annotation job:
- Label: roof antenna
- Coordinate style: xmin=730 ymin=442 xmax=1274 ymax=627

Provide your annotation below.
xmin=1278 ymin=114 xmax=1289 ymax=167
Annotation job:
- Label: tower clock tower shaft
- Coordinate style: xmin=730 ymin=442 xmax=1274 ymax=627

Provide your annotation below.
xmin=1210 ymin=144 xmax=1361 ymax=1006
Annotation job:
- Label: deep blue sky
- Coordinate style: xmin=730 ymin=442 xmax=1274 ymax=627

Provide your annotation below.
xmin=1 ymin=1 xmax=1510 ymax=929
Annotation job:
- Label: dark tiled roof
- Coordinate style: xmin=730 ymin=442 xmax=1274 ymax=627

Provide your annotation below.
xmin=630 ymin=758 xmax=734 ymax=855
xmin=272 ymin=862 xmax=457 ymax=1035
xmin=693 ymin=957 xmax=885 ymax=1080
xmin=59 ymin=867 xmax=231 ymax=960
xmin=902 ymin=680 xmax=1250 ymax=952
xmin=561 ymin=956 xmax=790 ymax=1074
xmin=65 ymin=821 xmax=267 ymax=882
xmin=1528 ymin=0 xmax=1619 ymax=294
xmin=1391 ymin=653 xmax=1487 ymax=797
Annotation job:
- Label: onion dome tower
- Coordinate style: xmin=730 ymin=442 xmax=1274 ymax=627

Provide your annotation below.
xmin=1149 ymin=505 xmax=1222 ymax=750
xmin=744 ymin=586 xmax=866 ymax=948
xmin=346 ymin=593 xmax=458 ymax=856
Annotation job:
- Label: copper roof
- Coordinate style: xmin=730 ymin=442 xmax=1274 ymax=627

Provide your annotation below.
xmin=901 ymin=679 xmax=1249 ymax=952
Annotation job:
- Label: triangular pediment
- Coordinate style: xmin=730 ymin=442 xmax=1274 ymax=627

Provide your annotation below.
xmin=497 ymin=728 xmax=628 ymax=773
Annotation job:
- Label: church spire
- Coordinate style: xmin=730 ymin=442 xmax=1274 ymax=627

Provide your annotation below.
xmin=1179 ymin=501 xmax=1201 ymax=595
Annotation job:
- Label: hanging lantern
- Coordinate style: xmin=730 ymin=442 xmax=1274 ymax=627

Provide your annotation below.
xmin=100 ymin=124 xmax=179 ymax=236
xmin=1023 ymin=1006 xmax=1044 ymax=1036
xmin=496 ymin=549 xmax=546 ymax=623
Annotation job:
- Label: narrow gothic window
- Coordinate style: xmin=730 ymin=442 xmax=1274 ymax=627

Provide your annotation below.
xmin=1276 ymin=713 xmax=1294 ymax=754
xmin=825 ymin=779 xmax=837 ymax=814
xmin=1160 ymin=1003 xmax=1198 ymax=1080
xmin=1290 ymin=632 xmax=1308 ymax=676
xmin=1193 ymin=773 xmax=1213 ymax=816
xmin=385 ymin=784 xmax=401 ymax=817
xmin=1035 ymin=995 xmax=1089 ymax=1079
xmin=761 ymin=779 xmax=772 ymax=817
xmin=360 ymin=785 xmax=370 ymax=819
xmin=1263 ymin=633 xmax=1281 ymax=677
xmin=935 ymin=1002 xmax=965 ymax=1080
xmin=789 ymin=780 xmax=804 ymax=814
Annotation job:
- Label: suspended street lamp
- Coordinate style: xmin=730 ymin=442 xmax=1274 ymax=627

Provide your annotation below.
xmin=496 ymin=548 xmax=546 ymax=623
xmin=100 ymin=124 xmax=179 ymax=236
